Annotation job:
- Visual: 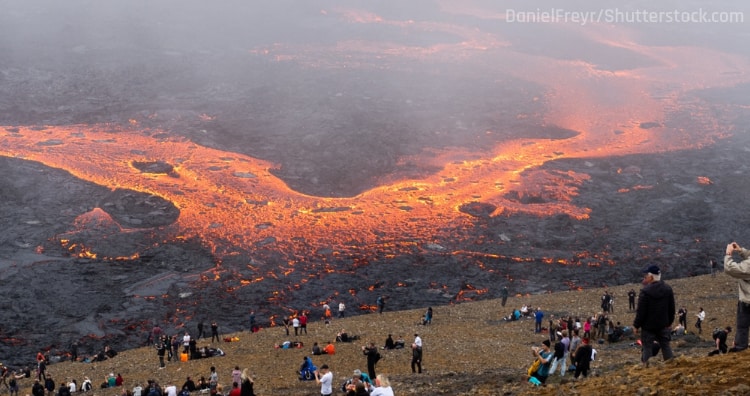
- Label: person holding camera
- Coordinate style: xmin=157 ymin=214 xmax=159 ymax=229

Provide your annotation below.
xmin=724 ymin=242 xmax=750 ymax=352
xmin=362 ymin=342 xmax=381 ymax=380
xmin=314 ymin=364 xmax=332 ymax=396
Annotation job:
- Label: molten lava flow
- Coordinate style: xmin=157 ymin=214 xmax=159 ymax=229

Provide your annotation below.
xmin=0 ymin=119 xmax=664 ymax=260
xmin=0 ymin=3 xmax=747 ymax=305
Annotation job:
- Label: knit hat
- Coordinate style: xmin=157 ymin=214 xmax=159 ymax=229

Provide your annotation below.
xmin=642 ymin=265 xmax=660 ymax=275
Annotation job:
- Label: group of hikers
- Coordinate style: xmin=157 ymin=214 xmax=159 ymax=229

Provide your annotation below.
xmin=527 ymin=241 xmax=750 ymax=386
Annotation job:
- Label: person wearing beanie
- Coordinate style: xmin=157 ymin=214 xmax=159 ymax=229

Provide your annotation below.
xmin=633 ymin=265 xmax=676 ymax=366
xmin=529 ymin=339 xmax=553 ymax=384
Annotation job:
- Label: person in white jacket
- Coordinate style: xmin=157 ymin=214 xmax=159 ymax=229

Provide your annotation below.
xmin=724 ymin=241 xmax=750 ymax=352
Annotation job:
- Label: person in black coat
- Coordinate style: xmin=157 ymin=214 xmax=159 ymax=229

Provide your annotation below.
xmin=411 ymin=343 xmax=422 ymax=373
xmin=573 ymin=338 xmax=593 ymax=378
xmin=633 ymin=265 xmax=676 ymax=366
xmin=32 ymin=380 xmax=45 ymax=396
xmin=362 ymin=342 xmax=380 ymax=380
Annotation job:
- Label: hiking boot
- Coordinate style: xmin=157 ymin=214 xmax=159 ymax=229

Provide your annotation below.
xmin=728 ymin=347 xmax=747 ymax=353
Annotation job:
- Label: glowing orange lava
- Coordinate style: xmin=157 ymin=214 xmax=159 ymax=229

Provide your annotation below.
xmin=1 ymin=3 xmax=747 ymax=269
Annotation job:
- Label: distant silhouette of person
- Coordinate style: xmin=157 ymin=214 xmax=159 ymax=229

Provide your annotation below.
xmin=501 ymin=286 xmax=509 ymax=307
xmin=197 ymin=321 xmax=205 ymax=340
xmin=383 ymin=334 xmax=395 ymax=350
xmin=695 ymin=307 xmax=705 ymax=334
xmin=628 ymin=289 xmax=636 ymax=311
xmin=211 ymin=321 xmax=219 ymax=343
xmin=411 ymin=343 xmax=422 ymax=373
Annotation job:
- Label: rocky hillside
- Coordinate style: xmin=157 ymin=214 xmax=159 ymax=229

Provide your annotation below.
xmin=10 ymin=271 xmax=749 ymax=395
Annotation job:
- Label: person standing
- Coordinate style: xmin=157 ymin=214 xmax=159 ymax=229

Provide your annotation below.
xmin=338 ymin=302 xmax=346 ymax=318
xmin=628 ymin=289 xmax=636 ymax=311
xmin=501 ymin=286 xmax=509 ymax=307
xmin=197 ymin=320 xmax=205 ymax=340
xmin=534 ymin=308 xmax=544 ymax=333
xmin=677 ymin=307 xmax=688 ymax=329
xmin=695 ymin=307 xmax=706 ymax=334
xmin=573 ymin=338 xmax=593 ymax=379
xmin=282 ymin=316 xmax=291 ymax=336
xmin=156 ymin=337 xmax=167 ymax=369
xmin=724 ymin=241 xmax=750 ymax=352
xmin=362 ymin=342 xmax=380 ymax=380
xmin=182 ymin=332 xmax=191 ymax=354
xmin=249 ymin=311 xmax=257 ymax=332
xmin=209 ymin=366 xmax=219 ymax=395
xmin=211 ymin=321 xmax=219 ymax=343
xmin=314 ymin=364 xmax=333 ymax=396
xmin=529 ymin=340 xmax=553 ymax=384
xmin=70 ymin=341 xmax=78 ymax=362
xmin=32 ymin=380 xmax=45 ymax=396
xmin=410 ymin=343 xmax=422 ymax=373
xmin=292 ymin=316 xmax=300 ymax=336
xmin=240 ymin=368 xmax=255 ymax=396
xmin=711 ymin=258 xmax=719 ymax=277
xmin=633 ymin=265 xmax=676 ymax=366
xmin=299 ymin=312 xmax=308 ymax=335
xmin=44 ymin=375 xmax=54 ymax=396
xmin=376 ymin=296 xmax=385 ymax=314
xmin=414 ymin=334 xmax=422 ymax=349
xmin=231 ymin=366 xmax=241 ymax=388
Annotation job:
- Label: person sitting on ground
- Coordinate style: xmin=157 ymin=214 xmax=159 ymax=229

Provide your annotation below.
xmin=672 ymin=323 xmax=686 ymax=336
xmin=197 ymin=376 xmax=209 ymax=391
xmin=520 ymin=305 xmax=530 ymax=317
xmin=394 ymin=336 xmax=405 ymax=349
xmin=383 ymin=334 xmax=395 ymax=350
xmin=312 ymin=342 xmax=323 ymax=356
xmin=336 ymin=329 xmax=350 ymax=343
xmin=298 ymin=356 xmax=317 ymax=381
xmin=182 ymin=377 xmax=196 ymax=392
xmin=77 ymin=378 xmax=88 ymax=392
xmin=323 ymin=341 xmax=335 ymax=355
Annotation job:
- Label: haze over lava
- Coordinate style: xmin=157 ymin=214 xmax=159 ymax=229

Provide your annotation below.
xmin=1 ymin=0 xmax=749 ymax=365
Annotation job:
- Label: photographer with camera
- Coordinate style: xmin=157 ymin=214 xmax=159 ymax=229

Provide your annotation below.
xmin=362 ymin=342 xmax=381 ymax=380
xmin=314 ymin=365 xmax=332 ymax=396
xmin=724 ymin=242 xmax=750 ymax=352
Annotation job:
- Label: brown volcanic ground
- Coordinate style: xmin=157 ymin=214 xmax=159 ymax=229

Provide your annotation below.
xmin=11 ymin=272 xmax=750 ymax=396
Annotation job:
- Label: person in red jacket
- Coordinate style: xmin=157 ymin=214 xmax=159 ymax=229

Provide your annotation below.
xmin=299 ymin=312 xmax=308 ymax=335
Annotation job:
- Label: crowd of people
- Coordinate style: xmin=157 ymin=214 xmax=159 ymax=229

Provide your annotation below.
xmin=9 ymin=245 xmax=750 ymax=393
xmin=525 ymin=240 xmax=750 ymax=387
